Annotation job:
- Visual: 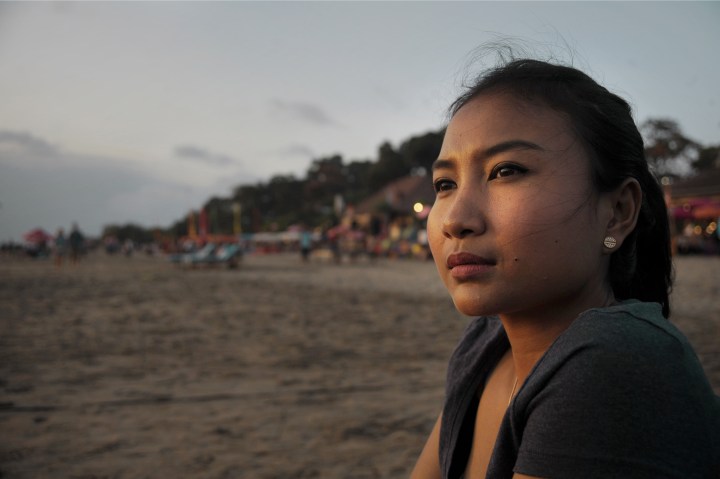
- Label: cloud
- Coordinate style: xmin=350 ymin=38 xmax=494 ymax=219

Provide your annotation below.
xmin=0 ymin=130 xmax=252 ymax=241
xmin=372 ymin=85 xmax=408 ymax=111
xmin=270 ymin=99 xmax=338 ymax=126
xmin=277 ymin=143 xmax=316 ymax=158
xmin=0 ymin=130 xmax=60 ymax=158
xmin=0 ymin=152 xmax=180 ymax=241
xmin=174 ymin=145 xmax=241 ymax=167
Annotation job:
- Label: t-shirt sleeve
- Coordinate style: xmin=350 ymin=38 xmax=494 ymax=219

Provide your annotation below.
xmin=513 ymin=322 xmax=718 ymax=479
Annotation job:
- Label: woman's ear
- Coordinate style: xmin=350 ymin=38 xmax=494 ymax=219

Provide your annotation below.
xmin=603 ymin=178 xmax=642 ymax=252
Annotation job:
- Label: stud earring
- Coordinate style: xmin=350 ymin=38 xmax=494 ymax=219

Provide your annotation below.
xmin=603 ymin=236 xmax=617 ymax=249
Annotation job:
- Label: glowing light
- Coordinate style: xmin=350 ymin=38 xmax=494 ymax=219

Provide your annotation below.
xmin=413 ymin=202 xmax=424 ymax=213
xmin=693 ymin=225 xmax=702 ymax=235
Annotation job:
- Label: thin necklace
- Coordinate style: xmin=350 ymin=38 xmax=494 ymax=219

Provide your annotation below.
xmin=508 ymin=377 xmax=519 ymax=406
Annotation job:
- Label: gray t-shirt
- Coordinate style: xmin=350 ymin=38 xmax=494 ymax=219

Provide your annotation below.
xmin=439 ymin=301 xmax=720 ymax=479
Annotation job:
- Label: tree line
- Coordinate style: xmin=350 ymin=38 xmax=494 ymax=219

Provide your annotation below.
xmin=103 ymin=119 xmax=719 ymax=244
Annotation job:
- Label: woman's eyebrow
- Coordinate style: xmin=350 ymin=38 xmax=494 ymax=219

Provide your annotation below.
xmin=482 ymin=139 xmax=544 ymax=159
xmin=432 ymin=139 xmax=544 ymax=172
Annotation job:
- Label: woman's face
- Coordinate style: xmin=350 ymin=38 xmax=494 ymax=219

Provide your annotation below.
xmin=428 ymin=93 xmax=613 ymax=320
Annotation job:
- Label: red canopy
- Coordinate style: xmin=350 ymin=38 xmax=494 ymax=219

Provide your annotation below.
xmin=23 ymin=228 xmax=53 ymax=245
xmin=671 ymin=199 xmax=720 ymax=220
xmin=326 ymin=224 xmax=349 ymax=240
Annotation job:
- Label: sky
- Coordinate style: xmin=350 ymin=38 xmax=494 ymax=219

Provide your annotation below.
xmin=1 ymin=1 xmax=719 ymax=242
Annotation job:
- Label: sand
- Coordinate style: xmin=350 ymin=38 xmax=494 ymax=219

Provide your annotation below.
xmin=1 ymin=252 xmax=718 ymax=478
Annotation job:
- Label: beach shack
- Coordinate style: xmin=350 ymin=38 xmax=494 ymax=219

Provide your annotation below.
xmin=347 ymin=173 xmax=435 ymax=258
xmin=667 ymin=170 xmax=720 ymax=254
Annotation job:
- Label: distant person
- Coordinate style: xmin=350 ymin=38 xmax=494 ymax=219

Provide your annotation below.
xmin=69 ymin=223 xmax=85 ymax=264
xmin=300 ymin=227 xmax=313 ymax=262
xmin=53 ymin=228 xmax=67 ymax=268
xmin=411 ymin=57 xmax=720 ymax=478
xmin=329 ymin=230 xmax=342 ymax=264
xmin=122 ymin=239 xmax=134 ymax=257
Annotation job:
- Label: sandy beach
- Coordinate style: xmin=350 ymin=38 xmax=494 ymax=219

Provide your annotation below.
xmin=1 ymin=252 xmax=718 ymax=478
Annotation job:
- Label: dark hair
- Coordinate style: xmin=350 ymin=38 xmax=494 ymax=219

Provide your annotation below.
xmin=450 ymin=59 xmax=673 ymax=317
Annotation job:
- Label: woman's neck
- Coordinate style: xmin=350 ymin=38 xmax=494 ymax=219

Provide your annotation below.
xmin=500 ymin=286 xmax=616 ymax=381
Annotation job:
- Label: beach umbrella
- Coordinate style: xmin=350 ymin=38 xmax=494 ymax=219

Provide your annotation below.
xmin=23 ymin=228 xmax=53 ymax=245
xmin=326 ymin=224 xmax=348 ymax=240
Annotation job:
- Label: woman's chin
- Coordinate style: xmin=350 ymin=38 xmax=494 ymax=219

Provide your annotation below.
xmin=451 ymin=296 xmax=499 ymax=317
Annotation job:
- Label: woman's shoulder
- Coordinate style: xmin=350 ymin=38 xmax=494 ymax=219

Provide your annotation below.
xmin=515 ymin=300 xmax=720 ymax=476
xmin=528 ymin=299 xmax=718 ymax=419
xmin=556 ymin=300 xmax=692 ymax=360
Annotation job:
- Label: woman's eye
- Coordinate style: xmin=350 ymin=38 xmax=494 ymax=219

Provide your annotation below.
xmin=489 ymin=163 xmax=527 ymax=180
xmin=433 ymin=179 xmax=455 ymax=193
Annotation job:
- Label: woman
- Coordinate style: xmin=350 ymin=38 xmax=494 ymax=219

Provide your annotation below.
xmin=411 ymin=59 xmax=720 ymax=478
xmin=54 ymin=228 xmax=67 ymax=268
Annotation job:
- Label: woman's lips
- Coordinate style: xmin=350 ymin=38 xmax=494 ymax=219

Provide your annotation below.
xmin=447 ymin=252 xmax=496 ymax=279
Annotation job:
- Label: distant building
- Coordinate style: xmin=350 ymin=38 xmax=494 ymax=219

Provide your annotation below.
xmin=667 ymin=170 xmax=720 ymax=254
xmin=669 ymin=170 xmax=720 ymax=218
xmin=353 ymin=174 xmax=435 ymax=222
xmin=342 ymin=174 xmax=436 ymax=258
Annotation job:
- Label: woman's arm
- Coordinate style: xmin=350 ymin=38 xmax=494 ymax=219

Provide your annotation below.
xmin=410 ymin=413 xmax=443 ymax=479
xmin=409 ymin=412 xmax=546 ymax=479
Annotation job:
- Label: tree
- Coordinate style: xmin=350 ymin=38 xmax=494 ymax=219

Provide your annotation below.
xmin=232 ymin=184 xmax=262 ymax=232
xmin=202 ymin=196 xmax=234 ymax=235
xmin=641 ymin=119 xmax=700 ymax=178
xmin=398 ymin=129 xmax=444 ymax=174
xmin=168 ymin=217 xmax=188 ymax=238
xmin=303 ymin=155 xmax=347 ymax=220
xmin=343 ymin=159 xmax=373 ymax=204
xmin=102 ymin=223 xmax=155 ymax=244
xmin=693 ymin=145 xmax=720 ymax=172
xmin=265 ymin=174 xmax=305 ymax=228
xmin=369 ymin=142 xmax=407 ymax=190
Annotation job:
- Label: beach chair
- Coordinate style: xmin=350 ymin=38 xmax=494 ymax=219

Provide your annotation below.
xmin=170 ymin=242 xmax=243 ymax=269
xmin=203 ymin=244 xmax=242 ymax=268
xmin=179 ymin=243 xmax=217 ymax=266
xmin=168 ymin=250 xmax=189 ymax=263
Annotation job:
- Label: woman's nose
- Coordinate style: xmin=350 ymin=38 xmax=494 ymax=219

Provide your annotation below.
xmin=441 ymin=190 xmax=486 ymax=239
